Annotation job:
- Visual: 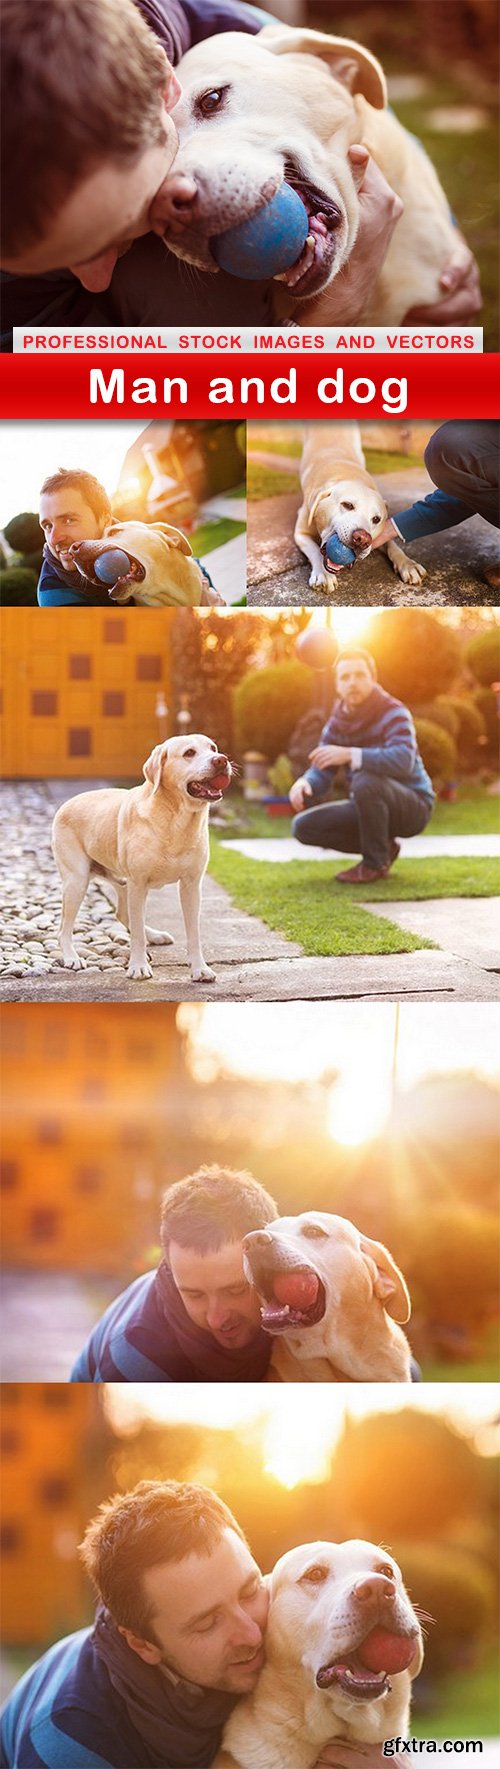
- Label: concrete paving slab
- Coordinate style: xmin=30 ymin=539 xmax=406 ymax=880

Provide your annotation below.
xmin=2 ymin=951 xmax=499 ymax=1003
xmin=365 ymin=898 xmax=500 ymax=969
xmin=201 ymin=530 xmax=246 ymax=604
xmin=222 ymin=835 xmax=500 ymax=861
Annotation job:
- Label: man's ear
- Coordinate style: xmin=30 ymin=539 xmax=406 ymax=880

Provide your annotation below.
xmin=359 ymin=1235 xmax=411 ymax=1323
xmin=143 ymin=742 xmax=168 ymax=795
xmin=259 ymin=26 xmax=387 ymax=110
xmin=152 ymin=521 xmax=193 ymax=558
xmin=119 ymin=1626 xmax=162 ymax=1665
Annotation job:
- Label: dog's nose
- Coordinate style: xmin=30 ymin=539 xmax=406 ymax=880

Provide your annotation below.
xmin=351 ymin=529 xmax=371 ymax=552
xmin=213 ymin=752 xmax=229 ymax=768
xmin=244 ymin=1230 xmax=274 ymax=1248
xmin=353 ymin=1575 xmax=396 ymax=1609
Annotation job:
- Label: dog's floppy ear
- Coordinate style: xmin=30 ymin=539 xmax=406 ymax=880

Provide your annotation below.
xmin=143 ymin=742 xmax=168 ymax=795
xmin=150 ymin=522 xmax=193 ymax=558
xmin=360 ymin=1235 xmax=411 ymax=1323
xmin=260 ymin=26 xmax=387 ymax=111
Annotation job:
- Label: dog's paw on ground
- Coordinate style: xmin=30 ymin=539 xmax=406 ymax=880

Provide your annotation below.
xmin=127 ymin=958 xmax=153 ymax=980
xmin=396 ymin=560 xmax=427 ymax=584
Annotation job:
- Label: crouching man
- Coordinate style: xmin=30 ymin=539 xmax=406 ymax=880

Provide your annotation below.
xmin=290 ymin=646 xmax=434 ymax=884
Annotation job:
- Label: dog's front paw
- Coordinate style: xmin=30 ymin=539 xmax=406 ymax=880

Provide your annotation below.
xmin=127 ymin=957 xmax=153 ymax=980
xmin=191 ymin=964 xmax=216 ymax=984
xmin=61 ymin=949 xmax=86 ymax=971
xmin=144 ymin=926 xmax=174 ymax=946
xmin=309 ymin=567 xmax=330 ymax=589
xmin=396 ymin=558 xmax=427 ymax=585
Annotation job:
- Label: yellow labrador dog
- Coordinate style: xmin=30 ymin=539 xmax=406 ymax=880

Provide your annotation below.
xmin=68 ymin=520 xmax=224 ymax=607
xmin=242 ymin=1211 xmax=412 ymax=1382
xmin=167 ymin=27 xmax=460 ymax=321
xmin=215 ymin=1540 xmax=423 ymax=1769
xmin=52 ymin=736 xmax=232 ymax=982
xmin=296 ymin=423 xmax=426 ymax=592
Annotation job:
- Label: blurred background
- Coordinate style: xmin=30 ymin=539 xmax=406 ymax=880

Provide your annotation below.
xmin=0 ymin=1382 xmax=498 ymax=1741
xmin=0 ymin=419 xmax=247 ymax=607
xmin=1 ymin=1001 xmax=499 ymax=1381
xmin=262 ymin=1 xmax=499 ymax=348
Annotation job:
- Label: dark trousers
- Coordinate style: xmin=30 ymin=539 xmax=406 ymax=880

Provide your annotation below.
xmin=424 ymin=421 xmax=500 ymax=528
xmin=293 ymin=771 xmax=432 ymax=872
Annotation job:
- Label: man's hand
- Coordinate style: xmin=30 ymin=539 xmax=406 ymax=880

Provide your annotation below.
xmin=299 ymin=147 xmax=404 ymax=326
xmin=289 ymin=776 xmax=313 ymax=812
xmin=371 ymin=516 xmax=398 ymax=551
xmin=314 ymin=1743 xmax=408 ymax=1769
xmin=309 ymin=745 xmax=352 ymax=768
xmin=404 ymin=237 xmax=481 ymax=323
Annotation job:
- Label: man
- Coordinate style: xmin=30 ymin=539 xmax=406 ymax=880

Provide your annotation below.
xmin=373 ymin=421 xmax=500 ymax=590
xmin=290 ymin=646 xmax=434 ymax=885
xmin=0 ymin=0 xmax=480 ymax=337
xmin=38 ymin=469 xmax=116 ymax=606
xmin=0 ymin=1478 xmax=407 ymax=1769
xmin=70 ymin=1166 xmax=278 ymax=1381
xmin=37 ymin=465 xmax=217 ymax=607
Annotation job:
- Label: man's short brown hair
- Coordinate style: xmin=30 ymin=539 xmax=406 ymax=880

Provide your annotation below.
xmin=1 ymin=0 xmax=169 ymax=256
xmin=80 ymin=1480 xmax=246 ymax=1640
xmin=39 ymin=469 xmax=112 ymax=529
xmin=336 ymin=646 xmax=377 ymax=677
xmin=160 ymin=1166 xmax=278 ymax=1258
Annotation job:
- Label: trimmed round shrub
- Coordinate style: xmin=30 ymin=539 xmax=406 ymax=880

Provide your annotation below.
xmin=472 ymin=686 xmax=498 ymax=756
xmin=233 ymin=660 xmax=315 ymax=761
xmin=363 ymin=610 xmax=461 ymax=704
xmin=3 ymin=511 xmax=42 ymax=555
xmin=439 ymin=694 xmax=487 ymax=768
xmin=417 ymin=698 xmax=460 ymax=740
xmin=0 ymin=566 xmax=38 ymax=605
xmin=465 ymin=626 xmax=500 ymax=687
xmin=414 ymin=717 xmax=457 ymax=786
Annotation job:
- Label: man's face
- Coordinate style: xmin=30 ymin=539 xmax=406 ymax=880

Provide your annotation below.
xmin=336 ymin=657 xmax=375 ymax=710
xmin=39 ymin=488 xmax=105 ymax=568
xmin=168 ymin=1238 xmax=263 ymax=1350
xmin=139 ymin=1528 xmax=268 ymax=1693
xmin=3 ymin=76 xmax=181 ymax=291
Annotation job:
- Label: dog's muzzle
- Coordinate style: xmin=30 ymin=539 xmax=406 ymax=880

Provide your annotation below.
xmin=69 ymin=540 xmax=146 ymax=600
xmin=242 ymin=1229 xmax=326 ymax=1333
xmin=187 ymin=755 xmax=232 ymax=802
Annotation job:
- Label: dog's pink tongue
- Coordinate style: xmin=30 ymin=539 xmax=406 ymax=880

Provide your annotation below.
xmin=273 ymin=1271 xmax=319 ymax=1308
xmin=358 ymin=1629 xmax=415 ymax=1674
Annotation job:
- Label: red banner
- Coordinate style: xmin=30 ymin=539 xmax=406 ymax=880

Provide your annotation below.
xmin=2 ymin=352 xmax=498 ymax=418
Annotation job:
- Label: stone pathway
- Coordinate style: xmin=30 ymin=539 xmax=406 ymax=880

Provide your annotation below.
xmin=1 ymin=782 xmax=498 ymax=1001
xmin=222 ymin=835 xmax=500 ymax=861
xmin=246 ymin=466 xmax=499 ymax=605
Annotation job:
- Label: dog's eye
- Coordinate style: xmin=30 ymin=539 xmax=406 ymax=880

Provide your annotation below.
xmin=197 ymin=87 xmax=227 ymax=117
xmin=301 ymin=1223 xmax=329 ymax=1240
xmin=378 ymin=1562 xmax=395 ymax=1580
xmin=299 ymin=1565 xmax=329 ymax=1586
xmin=371 ymin=515 xmax=381 ymax=525
xmin=183 ymin=747 xmax=196 ymax=758
xmin=340 ymin=501 xmax=355 ymax=511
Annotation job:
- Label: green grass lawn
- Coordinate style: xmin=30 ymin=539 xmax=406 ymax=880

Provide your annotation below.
xmin=220 ymin=785 xmax=500 ymax=841
xmin=191 ymin=516 xmax=246 ymax=556
xmin=422 ymin=1323 xmax=500 ymax=1384
xmin=210 ymin=840 xmax=498 ymax=957
xmin=414 ymin=1654 xmax=500 ymax=1738
xmin=247 ymin=461 xmax=300 ymax=501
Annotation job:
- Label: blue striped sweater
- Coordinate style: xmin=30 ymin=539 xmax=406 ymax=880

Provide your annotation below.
xmin=304 ymin=687 xmax=434 ymax=805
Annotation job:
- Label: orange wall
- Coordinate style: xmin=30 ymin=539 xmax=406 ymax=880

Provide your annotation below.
xmin=1 ymin=1386 xmax=100 ymax=1645
xmin=0 ymin=609 xmax=173 ymax=777
xmin=1 ymin=1005 xmax=181 ymax=1271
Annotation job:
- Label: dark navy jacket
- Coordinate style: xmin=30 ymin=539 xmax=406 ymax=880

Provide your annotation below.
xmin=70 ymin=1269 xmax=272 ymax=1383
xmin=0 ymin=1626 xmax=236 ymax=1769
xmin=37 ymin=549 xmax=112 ymax=608
xmin=394 ymin=487 xmax=476 ymax=541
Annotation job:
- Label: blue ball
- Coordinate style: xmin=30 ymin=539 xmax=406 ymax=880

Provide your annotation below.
xmin=325 ymin=533 xmax=356 ymax=568
xmin=212 ymin=183 xmax=309 ymax=281
xmin=94 ymin=548 xmax=131 ymax=584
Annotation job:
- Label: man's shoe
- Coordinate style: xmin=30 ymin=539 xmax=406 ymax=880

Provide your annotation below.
xmin=335 ymin=861 xmax=389 ymax=884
